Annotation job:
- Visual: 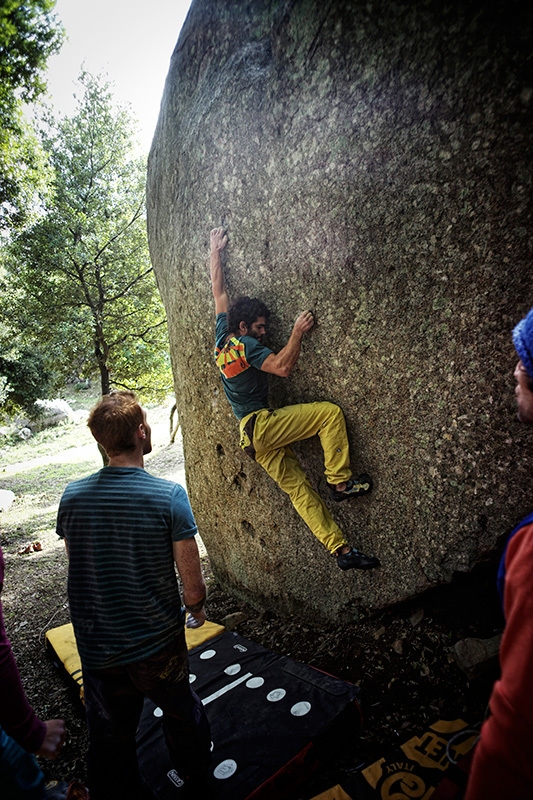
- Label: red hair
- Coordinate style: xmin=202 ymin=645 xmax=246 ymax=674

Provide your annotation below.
xmin=87 ymin=391 xmax=144 ymax=456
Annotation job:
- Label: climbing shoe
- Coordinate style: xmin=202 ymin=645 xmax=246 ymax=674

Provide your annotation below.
xmin=329 ymin=473 xmax=373 ymax=501
xmin=336 ymin=547 xmax=380 ymax=571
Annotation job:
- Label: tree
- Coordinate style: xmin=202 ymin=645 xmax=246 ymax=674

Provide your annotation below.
xmin=0 ymin=347 xmax=52 ymax=416
xmin=4 ymin=72 xmax=172 ymax=403
xmin=0 ymin=0 xmax=63 ymax=227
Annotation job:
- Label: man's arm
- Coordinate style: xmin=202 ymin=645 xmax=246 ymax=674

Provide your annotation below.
xmin=260 ymin=310 xmax=315 ymax=377
xmin=465 ymin=524 xmax=533 ymax=799
xmin=210 ymin=227 xmax=229 ymax=315
xmin=0 ymin=580 xmax=66 ymax=757
xmin=173 ymin=537 xmax=207 ymax=627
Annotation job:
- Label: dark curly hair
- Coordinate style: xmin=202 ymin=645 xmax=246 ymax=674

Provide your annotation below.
xmin=227 ymin=296 xmax=271 ymax=334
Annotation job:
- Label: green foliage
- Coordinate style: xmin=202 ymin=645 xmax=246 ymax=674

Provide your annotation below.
xmin=0 ymin=0 xmax=61 ymax=106
xmin=3 ymin=72 xmax=172 ymax=404
xmin=0 ymin=0 xmax=64 ymax=226
xmin=0 ymin=346 xmax=52 ymax=415
xmin=0 ymin=375 xmax=10 ymax=406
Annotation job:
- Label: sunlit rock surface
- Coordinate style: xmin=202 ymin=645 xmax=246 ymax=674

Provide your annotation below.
xmin=147 ymin=0 xmax=533 ymax=622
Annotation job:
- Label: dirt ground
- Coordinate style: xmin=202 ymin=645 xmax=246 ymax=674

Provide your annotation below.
xmin=0 ymin=402 xmax=504 ymax=797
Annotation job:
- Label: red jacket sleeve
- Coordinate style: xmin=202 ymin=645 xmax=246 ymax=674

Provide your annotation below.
xmin=465 ymin=523 xmax=533 ymax=799
xmin=0 ymin=548 xmax=46 ymax=753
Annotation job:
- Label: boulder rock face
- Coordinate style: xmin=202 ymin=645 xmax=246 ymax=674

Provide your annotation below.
xmin=147 ymin=0 xmax=533 ymax=622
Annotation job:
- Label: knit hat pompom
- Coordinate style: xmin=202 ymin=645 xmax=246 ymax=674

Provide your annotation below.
xmin=513 ymin=306 xmax=533 ymax=379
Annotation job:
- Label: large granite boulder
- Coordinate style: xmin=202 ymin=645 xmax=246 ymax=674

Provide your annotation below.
xmin=147 ymin=0 xmax=533 ymax=622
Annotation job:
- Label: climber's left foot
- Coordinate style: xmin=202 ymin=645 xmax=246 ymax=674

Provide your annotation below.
xmin=329 ymin=473 xmax=373 ymax=501
xmin=336 ymin=546 xmax=380 ymax=571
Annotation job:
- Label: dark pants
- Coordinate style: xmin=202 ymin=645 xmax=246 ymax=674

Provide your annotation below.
xmin=83 ymin=631 xmax=211 ymax=800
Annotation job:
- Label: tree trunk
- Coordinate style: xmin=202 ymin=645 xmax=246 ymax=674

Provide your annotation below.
xmin=95 ymin=331 xmax=111 ymax=465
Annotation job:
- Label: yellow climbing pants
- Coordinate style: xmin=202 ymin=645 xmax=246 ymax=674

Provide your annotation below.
xmin=239 ymin=402 xmax=352 ymax=554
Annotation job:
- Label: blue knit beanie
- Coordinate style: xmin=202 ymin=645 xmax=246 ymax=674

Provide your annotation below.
xmin=513 ymin=306 xmax=533 ymax=379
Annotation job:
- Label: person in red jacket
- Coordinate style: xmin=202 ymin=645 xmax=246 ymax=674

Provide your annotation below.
xmin=0 ymin=545 xmax=65 ymax=798
xmin=465 ymin=306 xmax=533 ymax=799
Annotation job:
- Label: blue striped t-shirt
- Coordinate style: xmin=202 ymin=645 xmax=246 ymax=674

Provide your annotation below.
xmin=56 ymin=467 xmax=197 ymax=669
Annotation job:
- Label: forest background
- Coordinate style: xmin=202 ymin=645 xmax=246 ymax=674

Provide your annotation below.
xmin=1 ymin=2 xmax=174 ymax=418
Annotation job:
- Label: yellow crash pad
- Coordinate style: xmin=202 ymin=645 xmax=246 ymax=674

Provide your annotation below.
xmin=45 ymin=620 xmax=225 ymax=702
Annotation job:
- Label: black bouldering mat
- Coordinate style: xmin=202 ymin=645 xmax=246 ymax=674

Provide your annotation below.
xmin=137 ymin=631 xmax=362 ymax=799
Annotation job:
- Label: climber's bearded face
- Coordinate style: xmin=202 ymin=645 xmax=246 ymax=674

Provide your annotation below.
xmin=239 ymin=317 xmax=267 ymax=344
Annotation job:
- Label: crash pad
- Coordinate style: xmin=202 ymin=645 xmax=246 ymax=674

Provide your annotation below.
xmin=310 ymin=718 xmax=478 ymax=800
xmin=45 ymin=620 xmax=225 ymax=702
xmin=137 ymin=630 xmax=362 ymax=799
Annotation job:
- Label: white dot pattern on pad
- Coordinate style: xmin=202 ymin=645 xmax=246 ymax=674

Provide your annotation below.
xmin=291 ymin=701 xmax=311 ymax=716
xmin=245 ymin=677 xmax=264 ymax=688
xmin=224 ymin=664 xmax=241 ymax=675
xmin=267 ymin=688 xmax=286 ymax=702
xmin=199 ymin=649 xmax=217 ymax=660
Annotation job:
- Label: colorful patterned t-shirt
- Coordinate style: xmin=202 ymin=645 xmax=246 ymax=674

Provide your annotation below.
xmin=215 ymin=312 xmax=273 ymax=419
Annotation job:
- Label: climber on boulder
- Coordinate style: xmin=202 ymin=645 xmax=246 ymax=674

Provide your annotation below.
xmin=209 ymin=226 xmax=380 ymax=572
